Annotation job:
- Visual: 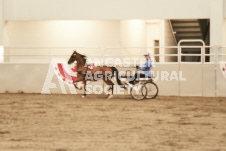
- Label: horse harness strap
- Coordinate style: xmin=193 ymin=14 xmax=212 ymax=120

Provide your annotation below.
xmin=77 ymin=63 xmax=95 ymax=75
xmin=77 ymin=67 xmax=88 ymax=75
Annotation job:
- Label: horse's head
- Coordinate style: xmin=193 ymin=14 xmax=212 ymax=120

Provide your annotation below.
xmin=68 ymin=50 xmax=78 ymax=64
xmin=68 ymin=50 xmax=87 ymax=65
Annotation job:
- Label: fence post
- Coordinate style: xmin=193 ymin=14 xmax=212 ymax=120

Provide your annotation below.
xmin=214 ymin=46 xmax=220 ymax=97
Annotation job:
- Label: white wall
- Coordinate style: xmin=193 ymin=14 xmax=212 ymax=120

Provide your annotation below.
xmin=224 ymin=0 xmax=226 ymax=18
xmin=3 ymin=20 xmax=121 ymax=62
xmin=223 ymin=19 xmax=226 ymax=46
xmin=3 ymin=0 xmax=210 ymax=21
xmin=120 ymin=19 xmax=177 ymax=62
xmin=3 ymin=19 xmax=177 ymax=62
xmin=152 ymin=20 xmax=177 ymax=62
xmin=4 ymin=20 xmax=120 ymax=47
xmin=223 ymin=19 xmax=226 ymax=59
xmin=146 ymin=20 xmax=160 ymax=50
xmin=210 ymin=0 xmax=224 ymax=46
xmin=146 ymin=20 xmax=162 ymax=62
xmin=163 ymin=20 xmax=177 ymax=62
xmin=222 ymin=19 xmax=226 ymax=61
xmin=164 ymin=20 xmax=176 ymax=47
xmin=2 ymin=0 xmax=226 ymax=49
xmin=120 ymin=20 xmax=146 ymax=48
xmin=0 ymin=0 xmax=3 ymax=45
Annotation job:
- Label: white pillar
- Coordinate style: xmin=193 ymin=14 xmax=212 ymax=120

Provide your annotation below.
xmin=146 ymin=20 xmax=160 ymax=55
xmin=0 ymin=0 xmax=3 ymax=46
xmin=210 ymin=0 xmax=224 ymax=61
xmin=159 ymin=20 xmax=165 ymax=62
xmin=0 ymin=0 xmax=4 ymax=63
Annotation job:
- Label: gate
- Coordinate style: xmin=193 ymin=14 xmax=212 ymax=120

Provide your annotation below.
xmin=178 ymin=40 xmax=212 ymax=96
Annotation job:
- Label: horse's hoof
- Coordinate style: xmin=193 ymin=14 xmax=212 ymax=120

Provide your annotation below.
xmin=82 ymin=95 xmax=85 ymax=98
xmin=108 ymin=94 xmax=113 ymax=99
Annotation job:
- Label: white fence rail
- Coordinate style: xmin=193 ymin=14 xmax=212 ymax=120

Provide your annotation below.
xmin=0 ymin=45 xmax=224 ymax=64
xmin=0 ymin=45 xmax=226 ymax=97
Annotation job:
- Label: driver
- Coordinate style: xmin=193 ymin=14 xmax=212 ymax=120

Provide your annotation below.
xmin=129 ymin=52 xmax=153 ymax=84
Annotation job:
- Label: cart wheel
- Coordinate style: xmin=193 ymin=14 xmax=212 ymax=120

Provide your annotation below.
xmin=130 ymin=82 xmax=147 ymax=100
xmin=144 ymin=82 xmax=158 ymax=99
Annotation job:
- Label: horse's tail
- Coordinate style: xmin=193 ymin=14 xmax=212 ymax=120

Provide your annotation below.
xmin=111 ymin=67 xmax=125 ymax=89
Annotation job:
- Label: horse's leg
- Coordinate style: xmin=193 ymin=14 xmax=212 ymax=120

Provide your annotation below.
xmin=73 ymin=74 xmax=84 ymax=90
xmin=82 ymin=80 xmax=87 ymax=98
xmin=103 ymin=79 xmax=114 ymax=99
xmin=112 ymin=85 xmax=114 ymax=95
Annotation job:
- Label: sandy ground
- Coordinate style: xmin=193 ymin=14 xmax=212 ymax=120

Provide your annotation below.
xmin=0 ymin=94 xmax=226 ymax=151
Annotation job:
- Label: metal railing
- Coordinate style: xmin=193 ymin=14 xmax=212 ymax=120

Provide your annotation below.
xmin=0 ymin=44 xmax=225 ymax=65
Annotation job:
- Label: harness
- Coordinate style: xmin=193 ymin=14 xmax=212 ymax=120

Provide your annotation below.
xmin=77 ymin=64 xmax=94 ymax=75
xmin=77 ymin=67 xmax=88 ymax=75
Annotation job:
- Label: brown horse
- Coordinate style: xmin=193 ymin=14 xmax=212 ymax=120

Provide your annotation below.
xmin=68 ymin=50 xmax=124 ymax=98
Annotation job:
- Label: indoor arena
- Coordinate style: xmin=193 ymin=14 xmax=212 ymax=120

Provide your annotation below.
xmin=0 ymin=0 xmax=226 ymax=151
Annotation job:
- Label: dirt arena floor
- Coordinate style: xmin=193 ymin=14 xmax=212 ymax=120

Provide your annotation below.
xmin=0 ymin=94 xmax=226 ymax=151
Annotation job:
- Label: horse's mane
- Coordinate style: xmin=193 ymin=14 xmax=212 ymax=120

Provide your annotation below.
xmin=77 ymin=52 xmax=87 ymax=63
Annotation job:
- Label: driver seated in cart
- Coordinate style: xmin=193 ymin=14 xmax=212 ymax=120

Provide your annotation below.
xmin=129 ymin=52 xmax=153 ymax=84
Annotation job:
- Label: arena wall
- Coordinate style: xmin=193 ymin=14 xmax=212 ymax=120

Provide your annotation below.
xmin=0 ymin=63 xmax=225 ymax=97
xmin=0 ymin=63 xmax=103 ymax=94
xmin=1 ymin=0 xmax=226 ymax=97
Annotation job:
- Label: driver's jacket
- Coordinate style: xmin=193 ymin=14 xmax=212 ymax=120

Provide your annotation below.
xmin=137 ymin=58 xmax=153 ymax=78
